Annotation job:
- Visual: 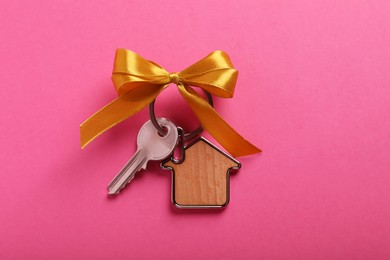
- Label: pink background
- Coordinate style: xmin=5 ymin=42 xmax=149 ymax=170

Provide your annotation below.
xmin=1 ymin=0 xmax=390 ymax=259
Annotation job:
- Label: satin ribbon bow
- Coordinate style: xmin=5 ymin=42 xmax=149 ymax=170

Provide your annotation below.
xmin=80 ymin=49 xmax=261 ymax=157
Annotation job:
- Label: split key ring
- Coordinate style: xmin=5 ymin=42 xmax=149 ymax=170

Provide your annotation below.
xmin=148 ymin=90 xmax=213 ymax=141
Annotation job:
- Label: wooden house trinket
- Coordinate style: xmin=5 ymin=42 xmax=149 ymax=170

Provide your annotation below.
xmin=162 ymin=137 xmax=241 ymax=208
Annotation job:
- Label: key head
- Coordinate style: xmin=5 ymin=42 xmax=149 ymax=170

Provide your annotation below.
xmin=137 ymin=118 xmax=178 ymax=161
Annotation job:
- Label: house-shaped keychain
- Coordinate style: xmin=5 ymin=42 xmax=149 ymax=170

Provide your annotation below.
xmin=162 ymin=137 xmax=241 ymax=208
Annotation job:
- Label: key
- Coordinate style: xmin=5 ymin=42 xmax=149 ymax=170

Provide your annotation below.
xmin=108 ymin=118 xmax=178 ymax=195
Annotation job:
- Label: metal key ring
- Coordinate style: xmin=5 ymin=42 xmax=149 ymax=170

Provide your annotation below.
xmin=149 ymin=90 xmax=213 ymax=141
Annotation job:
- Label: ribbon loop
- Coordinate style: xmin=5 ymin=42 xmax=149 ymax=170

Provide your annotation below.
xmin=80 ymin=49 xmax=261 ymax=157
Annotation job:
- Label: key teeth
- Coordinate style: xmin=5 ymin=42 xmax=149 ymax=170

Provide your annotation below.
xmin=108 ymin=174 xmax=136 ymax=195
xmin=142 ymin=161 xmax=148 ymax=170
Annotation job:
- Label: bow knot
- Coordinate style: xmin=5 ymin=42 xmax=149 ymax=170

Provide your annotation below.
xmin=80 ymin=49 xmax=261 ymax=157
xmin=169 ymin=73 xmax=181 ymax=84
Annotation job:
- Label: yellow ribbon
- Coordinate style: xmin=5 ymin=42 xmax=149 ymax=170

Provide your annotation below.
xmin=80 ymin=49 xmax=261 ymax=157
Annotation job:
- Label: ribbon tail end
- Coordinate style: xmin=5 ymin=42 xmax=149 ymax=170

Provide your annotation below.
xmin=231 ymin=145 xmax=262 ymax=157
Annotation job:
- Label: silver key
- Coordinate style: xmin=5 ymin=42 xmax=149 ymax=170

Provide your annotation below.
xmin=108 ymin=118 xmax=178 ymax=195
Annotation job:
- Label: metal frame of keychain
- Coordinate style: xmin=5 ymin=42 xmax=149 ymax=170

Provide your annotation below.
xmin=108 ymin=91 xmax=241 ymax=209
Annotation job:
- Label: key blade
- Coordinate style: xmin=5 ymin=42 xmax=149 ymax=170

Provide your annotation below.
xmin=106 ymin=118 xmax=178 ymax=195
xmin=108 ymin=149 xmax=148 ymax=195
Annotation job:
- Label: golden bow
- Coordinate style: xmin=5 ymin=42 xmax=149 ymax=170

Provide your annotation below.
xmin=80 ymin=49 xmax=261 ymax=157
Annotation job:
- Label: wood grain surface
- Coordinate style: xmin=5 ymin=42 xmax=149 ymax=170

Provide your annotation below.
xmin=164 ymin=139 xmax=239 ymax=207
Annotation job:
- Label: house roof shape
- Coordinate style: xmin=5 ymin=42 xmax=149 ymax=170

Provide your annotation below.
xmin=162 ymin=137 xmax=241 ymax=208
